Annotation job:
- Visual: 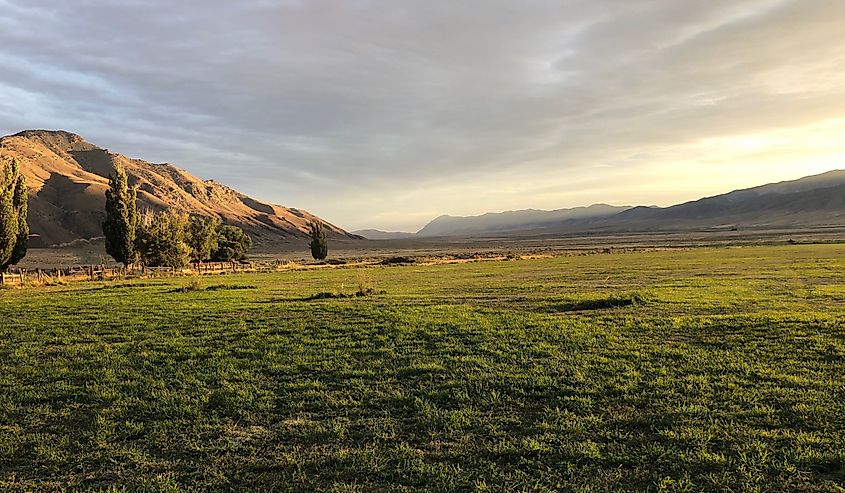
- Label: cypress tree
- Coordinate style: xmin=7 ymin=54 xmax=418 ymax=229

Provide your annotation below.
xmin=9 ymin=159 xmax=28 ymax=266
xmin=0 ymin=159 xmax=19 ymax=271
xmin=308 ymin=221 xmax=328 ymax=261
xmin=102 ymin=164 xmax=139 ymax=267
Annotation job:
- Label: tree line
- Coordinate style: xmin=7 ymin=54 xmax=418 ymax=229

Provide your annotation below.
xmin=103 ymin=165 xmax=253 ymax=268
xmin=103 ymin=164 xmax=332 ymax=266
xmin=0 ymin=158 xmax=329 ymax=273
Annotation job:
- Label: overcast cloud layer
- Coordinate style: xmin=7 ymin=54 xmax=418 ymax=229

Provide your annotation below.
xmin=1 ymin=0 xmax=844 ymax=231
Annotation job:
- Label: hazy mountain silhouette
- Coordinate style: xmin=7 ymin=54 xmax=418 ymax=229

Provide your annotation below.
xmin=0 ymin=130 xmax=358 ymax=246
xmin=610 ymin=170 xmax=845 ymax=231
xmin=350 ymin=229 xmax=416 ymax=240
xmin=416 ymin=204 xmax=630 ymax=237
xmin=392 ymin=170 xmax=845 ymax=238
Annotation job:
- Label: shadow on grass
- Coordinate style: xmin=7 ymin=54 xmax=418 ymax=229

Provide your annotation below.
xmin=551 ymin=293 xmax=650 ymax=312
xmin=305 ymin=287 xmax=387 ymax=301
xmin=168 ymin=284 xmax=258 ymax=293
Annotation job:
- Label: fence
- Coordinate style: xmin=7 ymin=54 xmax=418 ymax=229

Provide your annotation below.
xmin=0 ymin=256 xmax=447 ymax=288
xmin=0 ymin=261 xmax=262 ymax=287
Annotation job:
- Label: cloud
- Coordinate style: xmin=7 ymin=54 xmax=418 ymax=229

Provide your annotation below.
xmin=1 ymin=0 xmax=843 ymax=231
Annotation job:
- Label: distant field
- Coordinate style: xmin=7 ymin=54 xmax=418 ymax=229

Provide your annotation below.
xmin=2 ymin=245 xmax=844 ymax=492
xmin=18 ymin=226 xmax=845 ymax=268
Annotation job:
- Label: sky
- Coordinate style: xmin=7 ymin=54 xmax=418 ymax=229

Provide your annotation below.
xmin=1 ymin=0 xmax=844 ymax=232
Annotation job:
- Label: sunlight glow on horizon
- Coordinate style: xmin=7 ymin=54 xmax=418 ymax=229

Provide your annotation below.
xmin=358 ymin=119 xmax=845 ymax=231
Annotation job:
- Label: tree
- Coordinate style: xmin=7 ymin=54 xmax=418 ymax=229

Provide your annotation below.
xmin=136 ymin=209 xmax=191 ymax=268
xmin=308 ymin=221 xmax=328 ymax=261
xmin=102 ymin=164 xmax=139 ymax=267
xmin=0 ymin=158 xmax=25 ymax=272
xmin=211 ymin=225 xmax=252 ymax=262
xmin=10 ymin=162 xmax=28 ymax=267
xmin=186 ymin=215 xmax=221 ymax=263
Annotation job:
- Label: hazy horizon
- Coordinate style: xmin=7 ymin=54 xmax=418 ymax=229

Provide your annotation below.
xmin=2 ymin=1 xmax=843 ymax=231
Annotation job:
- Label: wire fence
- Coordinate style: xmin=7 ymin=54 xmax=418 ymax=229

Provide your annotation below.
xmin=0 ymin=261 xmax=265 ymax=287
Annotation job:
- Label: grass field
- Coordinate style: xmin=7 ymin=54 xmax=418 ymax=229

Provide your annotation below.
xmin=1 ymin=244 xmax=844 ymax=492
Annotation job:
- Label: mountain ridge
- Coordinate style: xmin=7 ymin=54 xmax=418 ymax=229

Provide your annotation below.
xmin=350 ymin=229 xmax=416 ymax=240
xmin=0 ymin=130 xmax=359 ymax=246
xmin=416 ymin=203 xmax=630 ymax=237
xmin=354 ymin=170 xmax=845 ymax=239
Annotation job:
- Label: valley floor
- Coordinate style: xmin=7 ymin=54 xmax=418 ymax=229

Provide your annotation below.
xmin=1 ymin=245 xmax=844 ymax=491
xmin=17 ymin=226 xmax=845 ymax=269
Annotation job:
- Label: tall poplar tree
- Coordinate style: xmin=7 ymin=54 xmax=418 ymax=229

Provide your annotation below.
xmin=308 ymin=221 xmax=328 ymax=261
xmin=102 ymin=164 xmax=139 ymax=267
xmin=0 ymin=159 xmax=20 ymax=271
xmin=9 ymin=160 xmax=28 ymax=267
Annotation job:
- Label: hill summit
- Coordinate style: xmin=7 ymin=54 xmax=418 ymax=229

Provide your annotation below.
xmin=0 ymin=130 xmax=357 ymax=246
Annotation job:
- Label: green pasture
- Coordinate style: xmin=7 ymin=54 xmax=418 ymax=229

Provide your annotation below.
xmin=1 ymin=245 xmax=844 ymax=492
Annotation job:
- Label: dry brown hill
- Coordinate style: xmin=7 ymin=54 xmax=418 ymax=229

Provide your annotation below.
xmin=0 ymin=130 xmax=357 ymax=246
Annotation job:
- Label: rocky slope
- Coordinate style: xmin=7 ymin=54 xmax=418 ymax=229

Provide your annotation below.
xmin=0 ymin=130 xmax=357 ymax=246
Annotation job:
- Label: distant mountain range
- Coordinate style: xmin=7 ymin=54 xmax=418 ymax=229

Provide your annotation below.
xmin=355 ymin=170 xmax=845 ymax=239
xmin=350 ymin=229 xmax=417 ymax=240
xmin=417 ymin=204 xmax=629 ymax=237
xmin=0 ymin=130 xmax=359 ymax=246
